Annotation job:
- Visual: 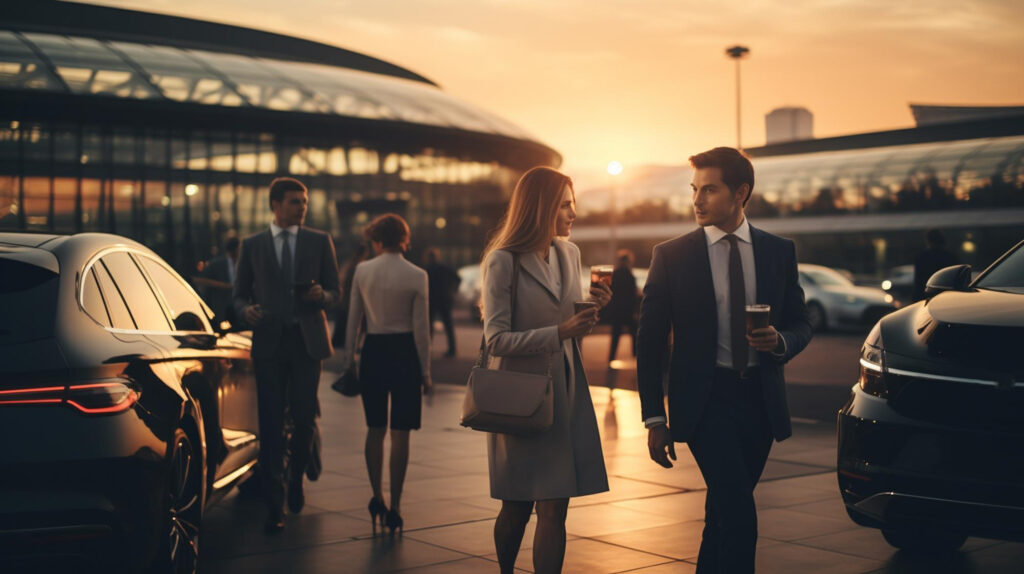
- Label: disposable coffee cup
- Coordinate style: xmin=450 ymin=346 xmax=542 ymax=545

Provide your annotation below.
xmin=745 ymin=304 xmax=771 ymax=334
xmin=590 ymin=265 xmax=614 ymax=286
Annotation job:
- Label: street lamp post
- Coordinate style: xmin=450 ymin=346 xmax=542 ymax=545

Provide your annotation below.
xmin=725 ymin=45 xmax=750 ymax=149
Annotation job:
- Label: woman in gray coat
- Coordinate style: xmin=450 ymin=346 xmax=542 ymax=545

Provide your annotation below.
xmin=480 ymin=166 xmax=611 ymax=574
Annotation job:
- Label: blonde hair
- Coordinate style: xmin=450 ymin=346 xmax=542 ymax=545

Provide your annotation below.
xmin=482 ymin=166 xmax=573 ymax=263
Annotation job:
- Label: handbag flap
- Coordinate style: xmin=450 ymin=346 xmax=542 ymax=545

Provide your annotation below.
xmin=469 ymin=367 xmax=550 ymax=417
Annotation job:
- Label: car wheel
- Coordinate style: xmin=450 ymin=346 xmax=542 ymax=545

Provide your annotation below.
xmin=157 ymin=427 xmax=202 ymax=574
xmin=807 ymin=301 xmax=827 ymax=332
xmin=882 ymin=527 xmax=967 ymax=552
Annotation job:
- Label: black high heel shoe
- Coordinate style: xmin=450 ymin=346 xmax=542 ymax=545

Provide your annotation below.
xmin=385 ymin=509 xmax=403 ymax=536
xmin=368 ymin=497 xmax=388 ymax=534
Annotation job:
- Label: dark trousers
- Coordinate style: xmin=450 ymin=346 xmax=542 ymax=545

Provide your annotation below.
xmin=429 ymin=301 xmax=456 ymax=355
xmin=688 ymin=368 xmax=773 ymax=574
xmin=608 ymin=318 xmax=637 ymax=362
xmin=253 ymin=324 xmax=321 ymax=515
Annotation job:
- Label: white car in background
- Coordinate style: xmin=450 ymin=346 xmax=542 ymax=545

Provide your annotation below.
xmin=798 ymin=263 xmax=898 ymax=332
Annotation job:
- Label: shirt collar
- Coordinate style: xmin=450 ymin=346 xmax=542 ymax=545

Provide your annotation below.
xmin=270 ymin=222 xmax=300 ymax=237
xmin=704 ymin=217 xmax=752 ymax=246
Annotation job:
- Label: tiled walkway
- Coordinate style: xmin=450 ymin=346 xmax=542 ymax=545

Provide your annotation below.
xmin=198 ymin=369 xmax=1024 ymax=573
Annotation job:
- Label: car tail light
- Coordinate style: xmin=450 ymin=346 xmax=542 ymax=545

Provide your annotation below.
xmin=0 ymin=379 xmax=138 ymax=414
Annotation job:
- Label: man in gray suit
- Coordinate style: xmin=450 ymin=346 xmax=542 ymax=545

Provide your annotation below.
xmin=233 ymin=177 xmax=340 ymax=533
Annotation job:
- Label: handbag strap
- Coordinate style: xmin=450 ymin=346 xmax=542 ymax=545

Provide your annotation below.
xmin=474 ymin=251 xmax=554 ymax=380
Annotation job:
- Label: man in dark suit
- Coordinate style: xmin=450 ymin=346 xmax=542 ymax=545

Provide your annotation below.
xmin=233 ymin=177 xmax=340 ymax=533
xmin=637 ymin=147 xmax=813 ymax=573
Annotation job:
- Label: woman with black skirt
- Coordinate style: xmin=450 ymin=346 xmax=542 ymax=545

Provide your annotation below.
xmin=341 ymin=213 xmax=432 ymax=534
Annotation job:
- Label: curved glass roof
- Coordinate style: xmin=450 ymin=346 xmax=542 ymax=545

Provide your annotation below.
xmin=0 ymin=30 xmax=535 ymax=141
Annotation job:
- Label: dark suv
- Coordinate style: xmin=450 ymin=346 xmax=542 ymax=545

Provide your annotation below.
xmin=837 ymin=238 xmax=1024 ymax=551
xmin=0 ymin=233 xmax=259 ymax=573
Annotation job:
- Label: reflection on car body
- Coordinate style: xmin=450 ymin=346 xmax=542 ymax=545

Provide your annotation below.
xmin=0 ymin=232 xmax=259 ymax=572
xmin=837 ymin=238 xmax=1024 ymax=551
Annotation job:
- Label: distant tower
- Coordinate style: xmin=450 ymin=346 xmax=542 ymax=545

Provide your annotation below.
xmin=765 ymin=107 xmax=813 ymax=144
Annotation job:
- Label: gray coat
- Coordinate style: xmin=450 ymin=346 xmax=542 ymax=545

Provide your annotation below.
xmin=481 ymin=240 xmax=609 ymax=501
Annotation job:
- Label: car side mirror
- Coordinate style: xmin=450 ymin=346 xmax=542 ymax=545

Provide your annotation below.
xmin=924 ymin=264 xmax=972 ymax=298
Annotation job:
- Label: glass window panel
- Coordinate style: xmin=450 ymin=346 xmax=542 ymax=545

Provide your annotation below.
xmin=110 ymin=41 xmax=244 ymax=106
xmin=100 ymin=251 xmax=171 ymax=331
xmin=82 ymin=267 xmax=110 ymax=327
xmin=144 ymin=131 xmax=168 ymax=167
xmin=0 ymin=175 xmax=17 ymax=230
xmin=142 ymin=179 xmax=167 ymax=247
xmin=23 ymin=177 xmax=49 ymax=230
xmin=190 ymin=50 xmax=325 ymax=112
xmin=216 ymin=183 xmax=235 ymax=228
xmin=52 ymin=177 xmax=76 ymax=232
xmin=113 ymin=179 xmax=136 ymax=234
xmin=0 ymin=31 xmax=64 ymax=91
xmin=112 ymin=130 xmax=136 ymax=165
xmin=137 ymin=254 xmax=211 ymax=332
xmin=188 ymin=133 xmax=208 ymax=171
xmin=23 ymin=33 xmax=158 ymax=99
xmin=93 ymin=262 xmax=135 ymax=329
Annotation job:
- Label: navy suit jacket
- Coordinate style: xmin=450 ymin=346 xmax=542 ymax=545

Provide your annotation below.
xmin=636 ymin=224 xmax=813 ymax=442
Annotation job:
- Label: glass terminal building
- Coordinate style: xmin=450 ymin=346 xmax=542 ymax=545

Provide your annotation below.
xmin=573 ymin=114 xmax=1024 ymax=275
xmin=0 ymin=1 xmax=560 ymax=272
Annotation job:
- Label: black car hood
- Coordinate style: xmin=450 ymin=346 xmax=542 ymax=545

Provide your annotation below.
xmin=926 ymin=290 xmax=1024 ymax=327
xmin=880 ymin=290 xmax=1023 ymax=383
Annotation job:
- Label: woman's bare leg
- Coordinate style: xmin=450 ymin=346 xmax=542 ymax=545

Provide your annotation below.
xmin=388 ymin=430 xmax=410 ymax=513
xmin=365 ymin=427 xmax=387 ymax=501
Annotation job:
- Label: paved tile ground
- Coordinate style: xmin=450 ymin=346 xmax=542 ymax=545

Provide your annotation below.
xmin=197 ymin=324 xmax=1024 ymax=573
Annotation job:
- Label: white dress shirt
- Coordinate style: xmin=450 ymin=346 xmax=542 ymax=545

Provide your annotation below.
xmin=704 ymin=218 xmax=759 ymax=369
xmin=269 ymin=222 xmax=299 ymax=282
xmin=343 ymin=252 xmax=431 ymax=380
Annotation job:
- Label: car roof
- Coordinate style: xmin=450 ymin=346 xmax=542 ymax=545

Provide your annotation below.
xmin=0 ymin=232 xmax=67 ymax=249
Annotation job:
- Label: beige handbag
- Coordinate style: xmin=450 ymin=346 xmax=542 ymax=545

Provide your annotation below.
xmin=460 ymin=253 xmax=554 ymax=436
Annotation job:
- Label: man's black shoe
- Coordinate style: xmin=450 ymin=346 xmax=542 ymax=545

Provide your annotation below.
xmin=288 ymin=474 xmax=305 ymax=514
xmin=264 ymin=512 xmax=285 ymax=534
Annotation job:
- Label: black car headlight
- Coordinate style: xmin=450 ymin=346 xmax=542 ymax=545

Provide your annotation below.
xmin=858 ymin=322 xmax=887 ymax=398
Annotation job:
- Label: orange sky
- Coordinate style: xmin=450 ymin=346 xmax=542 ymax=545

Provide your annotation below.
xmin=92 ymin=0 xmax=1024 ymax=190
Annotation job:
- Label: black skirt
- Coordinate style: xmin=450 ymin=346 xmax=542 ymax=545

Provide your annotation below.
xmin=359 ymin=332 xmax=423 ymax=430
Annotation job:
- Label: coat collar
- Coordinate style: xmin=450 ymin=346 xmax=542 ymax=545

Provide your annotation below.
xmin=518 ymin=244 xmax=559 ymax=301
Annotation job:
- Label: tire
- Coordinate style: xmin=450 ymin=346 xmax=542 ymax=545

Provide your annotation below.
xmin=807 ymin=301 xmax=827 ymax=333
xmin=155 ymin=427 xmax=203 ymax=574
xmin=882 ymin=527 xmax=967 ymax=552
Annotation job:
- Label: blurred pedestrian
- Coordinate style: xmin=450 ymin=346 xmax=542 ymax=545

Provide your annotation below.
xmin=332 ymin=243 xmax=369 ymax=349
xmin=914 ymin=228 xmax=958 ymax=300
xmin=607 ymin=248 xmax=639 ymax=364
xmin=341 ymin=213 xmax=432 ymax=536
xmin=194 ymin=236 xmax=240 ymax=328
xmin=423 ymin=247 xmax=460 ymax=357
xmin=480 ymin=166 xmax=611 ymax=574
xmin=232 ymin=177 xmax=340 ymax=533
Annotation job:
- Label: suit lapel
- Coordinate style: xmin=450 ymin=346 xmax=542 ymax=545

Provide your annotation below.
xmin=750 ymin=224 xmax=769 ymax=304
xmin=519 ymin=249 xmax=559 ymax=302
xmin=691 ymin=230 xmax=716 ymax=311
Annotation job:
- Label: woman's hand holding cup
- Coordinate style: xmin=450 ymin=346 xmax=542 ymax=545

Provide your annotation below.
xmin=589 ymin=281 xmax=612 ymax=308
xmin=559 ymin=303 xmax=599 ymax=340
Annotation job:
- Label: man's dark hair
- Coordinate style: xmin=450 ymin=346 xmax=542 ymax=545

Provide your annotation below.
xmin=926 ymin=228 xmax=946 ymax=247
xmin=688 ymin=147 xmax=755 ymax=206
xmin=364 ymin=213 xmax=410 ymax=249
xmin=268 ymin=177 xmax=307 ymax=208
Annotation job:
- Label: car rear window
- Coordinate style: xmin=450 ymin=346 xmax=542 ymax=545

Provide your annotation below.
xmin=0 ymin=259 xmax=58 ymax=344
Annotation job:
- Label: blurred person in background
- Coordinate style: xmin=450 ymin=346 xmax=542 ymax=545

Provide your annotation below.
xmin=914 ymin=228 xmax=958 ymax=301
xmin=607 ymin=248 xmax=639 ymax=364
xmin=423 ymin=247 xmax=461 ymax=357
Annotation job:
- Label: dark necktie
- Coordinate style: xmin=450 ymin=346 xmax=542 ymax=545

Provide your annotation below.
xmin=280 ymin=230 xmax=294 ymax=318
xmin=726 ymin=234 xmax=748 ymax=372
